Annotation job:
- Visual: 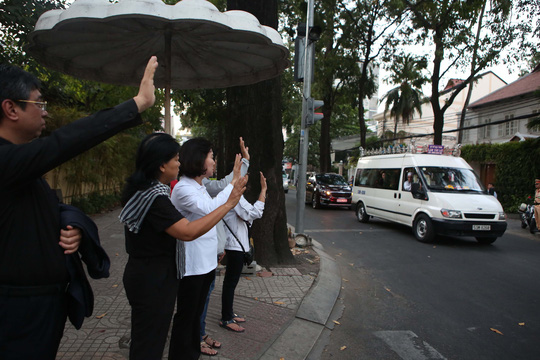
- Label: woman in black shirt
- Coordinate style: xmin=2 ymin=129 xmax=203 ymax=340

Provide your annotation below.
xmin=120 ymin=133 xmax=246 ymax=360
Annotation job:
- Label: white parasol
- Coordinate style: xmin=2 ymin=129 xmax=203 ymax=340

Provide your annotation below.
xmin=26 ymin=0 xmax=290 ymax=132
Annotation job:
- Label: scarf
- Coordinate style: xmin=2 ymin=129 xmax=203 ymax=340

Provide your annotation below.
xmin=119 ymin=182 xmax=170 ymax=233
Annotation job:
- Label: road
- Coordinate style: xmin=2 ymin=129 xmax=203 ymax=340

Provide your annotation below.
xmin=285 ymin=189 xmax=540 ymax=360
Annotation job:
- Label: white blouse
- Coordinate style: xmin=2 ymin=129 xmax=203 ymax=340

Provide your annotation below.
xmin=223 ymin=197 xmax=264 ymax=252
xmin=171 ymin=176 xmax=232 ymax=276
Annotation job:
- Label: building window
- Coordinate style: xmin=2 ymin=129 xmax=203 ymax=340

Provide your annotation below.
xmin=504 ymin=114 xmax=515 ymax=136
xmin=485 ymin=118 xmax=491 ymax=138
xmin=478 ymin=118 xmax=491 ymax=140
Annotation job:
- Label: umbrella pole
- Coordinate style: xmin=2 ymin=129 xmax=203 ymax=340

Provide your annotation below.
xmin=164 ymin=29 xmax=172 ymax=135
xmin=165 ymin=85 xmax=171 ymax=134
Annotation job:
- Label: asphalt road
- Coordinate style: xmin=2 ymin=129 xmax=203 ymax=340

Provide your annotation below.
xmin=285 ymin=189 xmax=540 ymax=360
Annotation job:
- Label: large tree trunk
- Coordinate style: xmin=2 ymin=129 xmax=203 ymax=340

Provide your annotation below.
xmin=226 ymin=0 xmax=294 ymax=265
xmin=431 ymin=38 xmax=444 ymax=145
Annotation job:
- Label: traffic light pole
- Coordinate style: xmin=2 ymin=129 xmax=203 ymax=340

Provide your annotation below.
xmin=295 ymin=0 xmax=315 ymax=235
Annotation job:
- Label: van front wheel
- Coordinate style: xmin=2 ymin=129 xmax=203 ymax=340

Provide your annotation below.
xmin=356 ymin=202 xmax=369 ymax=223
xmin=414 ymin=214 xmax=434 ymax=243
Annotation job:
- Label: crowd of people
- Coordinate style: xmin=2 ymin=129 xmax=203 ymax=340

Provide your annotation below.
xmin=0 ymin=56 xmax=266 ymax=360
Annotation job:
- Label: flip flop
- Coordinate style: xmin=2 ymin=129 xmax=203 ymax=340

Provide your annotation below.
xmin=203 ymin=335 xmax=221 ymax=349
xmin=233 ymin=313 xmax=246 ymax=323
xmin=219 ymin=319 xmax=245 ymax=333
xmin=200 ymin=342 xmax=218 ymax=356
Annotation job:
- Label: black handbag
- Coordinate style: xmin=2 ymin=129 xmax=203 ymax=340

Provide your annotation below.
xmin=223 ymin=220 xmax=254 ymax=265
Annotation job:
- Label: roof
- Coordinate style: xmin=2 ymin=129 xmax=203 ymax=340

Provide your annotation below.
xmin=444 ymin=79 xmax=464 ymax=91
xmin=439 ymin=71 xmax=506 ymax=96
xmin=469 ymin=65 xmax=540 ymax=108
xmin=508 ymin=132 xmax=540 ymax=142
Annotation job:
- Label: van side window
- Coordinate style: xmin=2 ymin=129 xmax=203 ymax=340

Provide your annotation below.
xmin=354 ymin=168 xmax=363 ymax=186
xmin=402 ymin=168 xmax=418 ymax=191
xmin=355 ymin=168 xmax=400 ymax=190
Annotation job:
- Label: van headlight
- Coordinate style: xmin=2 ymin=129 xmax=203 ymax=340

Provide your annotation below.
xmin=499 ymin=212 xmax=506 ymax=220
xmin=441 ymin=209 xmax=462 ymax=218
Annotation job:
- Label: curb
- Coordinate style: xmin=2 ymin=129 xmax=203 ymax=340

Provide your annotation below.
xmin=259 ymin=239 xmax=342 ymax=360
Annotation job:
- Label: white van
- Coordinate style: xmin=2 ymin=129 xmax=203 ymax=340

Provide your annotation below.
xmin=352 ymin=153 xmax=507 ymax=244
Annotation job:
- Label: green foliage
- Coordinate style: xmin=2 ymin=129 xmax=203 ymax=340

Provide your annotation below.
xmin=391 ymin=0 xmax=529 ymax=144
xmin=43 ymin=105 xmax=143 ymax=199
xmin=461 ymin=140 xmax=540 ymax=212
xmin=0 ymin=0 xmax=67 ymax=66
xmin=71 ymin=191 xmax=121 ymax=215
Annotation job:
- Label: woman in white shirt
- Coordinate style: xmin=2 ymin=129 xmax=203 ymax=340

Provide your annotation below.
xmin=220 ymin=172 xmax=267 ymax=332
xmin=169 ymin=137 xmax=244 ymax=360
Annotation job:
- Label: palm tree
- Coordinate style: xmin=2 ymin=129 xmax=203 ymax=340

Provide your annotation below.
xmin=380 ymin=54 xmax=427 ymax=143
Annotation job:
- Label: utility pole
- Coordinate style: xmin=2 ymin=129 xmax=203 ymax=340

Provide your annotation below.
xmin=295 ymin=0 xmax=315 ymax=235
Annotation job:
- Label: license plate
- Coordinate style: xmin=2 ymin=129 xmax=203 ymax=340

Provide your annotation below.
xmin=337 ymin=198 xmax=348 ymax=203
xmin=473 ymin=225 xmax=491 ymax=231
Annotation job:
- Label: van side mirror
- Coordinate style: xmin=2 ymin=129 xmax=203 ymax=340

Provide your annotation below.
xmin=411 ymin=183 xmax=428 ymax=200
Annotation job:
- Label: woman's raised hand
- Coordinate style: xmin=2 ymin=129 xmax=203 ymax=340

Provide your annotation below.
xmin=231 ymin=153 xmax=242 ymax=185
xmin=239 ymin=137 xmax=250 ymax=161
xmin=259 ymin=172 xmax=267 ymax=202
xmin=227 ymin=174 xmax=248 ymax=208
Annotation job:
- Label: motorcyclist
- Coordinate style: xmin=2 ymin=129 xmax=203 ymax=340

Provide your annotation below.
xmin=534 ymin=179 xmax=540 ymax=232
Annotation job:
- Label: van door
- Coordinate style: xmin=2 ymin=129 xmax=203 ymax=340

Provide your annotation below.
xmin=395 ymin=167 xmax=424 ymax=226
xmin=362 ymin=168 xmax=401 ymax=222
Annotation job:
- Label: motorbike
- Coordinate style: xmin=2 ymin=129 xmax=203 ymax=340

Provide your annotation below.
xmin=518 ymin=203 xmax=537 ymax=233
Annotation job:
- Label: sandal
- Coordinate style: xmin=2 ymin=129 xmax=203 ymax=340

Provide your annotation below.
xmin=233 ymin=313 xmax=246 ymax=323
xmin=200 ymin=342 xmax=218 ymax=356
xmin=203 ymin=335 xmax=221 ymax=349
xmin=219 ymin=319 xmax=245 ymax=333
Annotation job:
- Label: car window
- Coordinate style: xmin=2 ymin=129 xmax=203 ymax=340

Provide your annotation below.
xmin=316 ymin=174 xmax=348 ymax=185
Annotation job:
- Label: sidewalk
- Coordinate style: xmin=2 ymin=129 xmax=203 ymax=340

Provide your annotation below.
xmin=55 ymin=208 xmax=341 ymax=360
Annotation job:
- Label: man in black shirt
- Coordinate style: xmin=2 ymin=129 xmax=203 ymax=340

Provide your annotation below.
xmin=0 ymin=56 xmax=158 ymax=359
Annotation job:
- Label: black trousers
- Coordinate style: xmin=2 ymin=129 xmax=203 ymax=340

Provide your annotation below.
xmin=0 ymin=292 xmax=67 ymax=360
xmin=169 ymin=270 xmax=215 ymax=360
xmin=123 ymin=256 xmax=179 ymax=360
xmin=221 ymin=250 xmax=244 ymax=322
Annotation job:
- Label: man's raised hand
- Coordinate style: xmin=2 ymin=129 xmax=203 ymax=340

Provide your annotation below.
xmin=134 ymin=56 xmax=158 ymax=113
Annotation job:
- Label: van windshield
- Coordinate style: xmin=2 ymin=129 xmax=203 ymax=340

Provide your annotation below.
xmin=418 ymin=167 xmax=484 ymax=192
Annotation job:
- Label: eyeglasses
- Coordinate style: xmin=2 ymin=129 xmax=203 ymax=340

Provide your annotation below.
xmin=16 ymin=100 xmax=47 ymax=111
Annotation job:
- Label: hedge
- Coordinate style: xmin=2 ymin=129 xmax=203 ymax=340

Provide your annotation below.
xmin=461 ymin=140 xmax=540 ymax=212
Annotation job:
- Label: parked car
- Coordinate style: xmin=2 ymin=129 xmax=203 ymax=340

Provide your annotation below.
xmin=282 ymin=170 xmax=289 ymax=193
xmin=305 ymin=173 xmax=352 ymax=209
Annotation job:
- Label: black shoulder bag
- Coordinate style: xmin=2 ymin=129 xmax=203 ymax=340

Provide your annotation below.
xmin=223 ymin=220 xmax=254 ymax=265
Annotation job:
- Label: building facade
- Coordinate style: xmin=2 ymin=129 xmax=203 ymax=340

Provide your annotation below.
xmin=374 ymin=71 xmax=507 ymax=148
xmin=462 ymin=64 xmax=540 ymax=144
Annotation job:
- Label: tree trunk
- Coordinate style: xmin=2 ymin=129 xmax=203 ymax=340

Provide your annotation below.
xmin=431 ymin=37 xmax=444 ymax=145
xmin=358 ymin=55 xmax=371 ymax=148
xmin=226 ymin=0 xmax=294 ymax=265
xmin=319 ymin=91 xmax=332 ymax=173
xmin=458 ymin=0 xmax=486 ymax=144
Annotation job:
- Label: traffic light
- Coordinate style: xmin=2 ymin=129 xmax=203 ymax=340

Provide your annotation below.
xmin=306 ymin=97 xmax=324 ymax=126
